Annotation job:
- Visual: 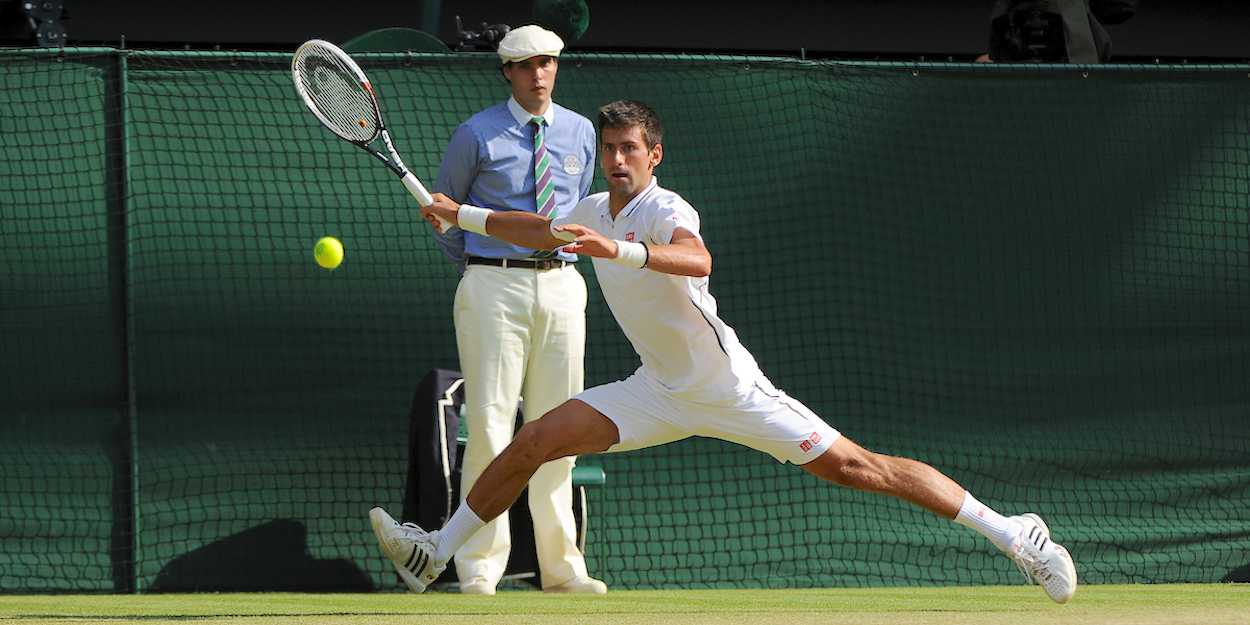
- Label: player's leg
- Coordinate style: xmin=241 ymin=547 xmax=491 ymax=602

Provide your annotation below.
xmin=434 ymin=400 xmax=618 ymax=579
xmin=800 ymin=435 xmax=966 ymax=517
xmin=452 ymin=266 xmax=531 ymax=590
xmin=685 ymin=383 xmax=971 ymax=516
xmin=463 ymin=399 xmax=620 ymax=523
xmin=691 ymin=380 xmax=1076 ymax=604
xmin=371 ymin=399 xmax=617 ymax=594
xmin=521 ymin=266 xmax=601 ymax=591
xmin=801 ymin=436 xmax=1077 ymax=603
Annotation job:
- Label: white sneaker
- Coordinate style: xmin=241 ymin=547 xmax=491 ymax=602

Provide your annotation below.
xmin=543 ymin=575 xmax=608 ymax=594
xmin=369 ymin=507 xmax=445 ymax=593
xmin=1008 ymin=513 xmax=1077 ymax=604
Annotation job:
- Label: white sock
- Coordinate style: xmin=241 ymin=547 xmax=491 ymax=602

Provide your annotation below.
xmin=434 ymin=504 xmax=486 ymax=565
xmin=953 ymin=491 xmax=1022 ymax=552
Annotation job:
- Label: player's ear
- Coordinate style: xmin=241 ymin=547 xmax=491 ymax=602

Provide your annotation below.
xmin=650 ymin=143 xmax=663 ymax=168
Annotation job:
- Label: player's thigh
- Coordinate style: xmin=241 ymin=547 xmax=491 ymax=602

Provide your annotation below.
xmin=574 ymin=375 xmax=691 ymax=454
xmin=688 ymin=383 xmax=841 ymax=465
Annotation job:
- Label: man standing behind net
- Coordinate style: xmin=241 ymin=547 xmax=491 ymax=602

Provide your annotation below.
xmin=427 ymin=24 xmax=603 ymax=595
xmin=378 ymin=99 xmax=1078 ymax=603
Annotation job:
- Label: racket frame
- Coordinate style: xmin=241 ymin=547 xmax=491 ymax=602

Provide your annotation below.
xmin=293 ymin=39 xmax=444 ymax=224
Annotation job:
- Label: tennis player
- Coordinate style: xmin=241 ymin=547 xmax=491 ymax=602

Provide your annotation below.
xmin=372 ymin=100 xmax=1078 ymax=603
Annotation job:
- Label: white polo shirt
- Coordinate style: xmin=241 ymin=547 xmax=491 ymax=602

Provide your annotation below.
xmin=553 ymin=177 xmax=766 ymax=402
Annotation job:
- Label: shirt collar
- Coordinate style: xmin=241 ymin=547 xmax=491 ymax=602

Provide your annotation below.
xmin=507 ymin=97 xmax=555 ymax=127
xmin=608 ymin=176 xmax=660 ymax=222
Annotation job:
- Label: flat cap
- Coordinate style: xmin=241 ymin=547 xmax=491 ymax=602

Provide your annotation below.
xmin=497 ymin=25 xmax=564 ymax=63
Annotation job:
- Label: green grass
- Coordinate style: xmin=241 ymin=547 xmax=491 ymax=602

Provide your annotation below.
xmin=2 ymin=585 xmax=1246 ymax=624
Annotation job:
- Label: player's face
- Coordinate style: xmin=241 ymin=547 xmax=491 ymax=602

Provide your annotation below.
xmin=504 ymin=56 xmax=558 ymax=115
xmin=600 ymin=125 xmax=662 ymax=202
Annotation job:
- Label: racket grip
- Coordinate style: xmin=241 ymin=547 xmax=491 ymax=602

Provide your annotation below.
xmin=401 ymin=172 xmax=453 ymax=231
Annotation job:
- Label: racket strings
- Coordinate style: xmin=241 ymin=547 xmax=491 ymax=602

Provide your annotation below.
xmin=294 ymin=48 xmax=379 ymax=143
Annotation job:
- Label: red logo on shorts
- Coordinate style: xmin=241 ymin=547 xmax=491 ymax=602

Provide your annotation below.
xmin=625 ymin=232 xmax=635 ymax=242
xmin=799 ymin=432 xmax=821 ymax=453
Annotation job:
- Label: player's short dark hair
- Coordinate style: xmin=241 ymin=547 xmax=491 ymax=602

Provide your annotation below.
xmin=597 ymin=100 xmax=663 ymax=148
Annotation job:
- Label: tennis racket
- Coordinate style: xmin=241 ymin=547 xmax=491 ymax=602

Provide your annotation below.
xmin=292 ymin=39 xmax=452 ymax=231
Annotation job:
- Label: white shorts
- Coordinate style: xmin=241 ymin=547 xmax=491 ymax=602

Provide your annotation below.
xmin=574 ymin=372 xmax=840 ymax=465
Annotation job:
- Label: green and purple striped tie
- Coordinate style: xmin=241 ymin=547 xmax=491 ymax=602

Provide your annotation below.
xmin=532 ymin=117 xmax=556 ymax=218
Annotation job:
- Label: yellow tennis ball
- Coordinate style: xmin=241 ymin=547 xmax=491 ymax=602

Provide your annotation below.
xmin=314 ymin=236 xmax=344 ymax=269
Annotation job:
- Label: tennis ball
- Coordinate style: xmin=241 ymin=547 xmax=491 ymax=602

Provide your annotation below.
xmin=314 ymin=236 xmax=344 ymax=269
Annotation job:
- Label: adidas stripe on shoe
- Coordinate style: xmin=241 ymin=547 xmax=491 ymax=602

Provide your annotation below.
xmin=1008 ymin=512 xmax=1077 ymax=604
xmin=369 ymin=507 xmax=445 ymax=593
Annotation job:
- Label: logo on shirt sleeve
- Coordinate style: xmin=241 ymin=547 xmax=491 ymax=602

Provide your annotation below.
xmin=563 ymin=154 xmax=582 ymax=175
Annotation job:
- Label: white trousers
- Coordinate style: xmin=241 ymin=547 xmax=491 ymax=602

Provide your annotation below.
xmin=452 ymin=263 xmax=589 ymax=588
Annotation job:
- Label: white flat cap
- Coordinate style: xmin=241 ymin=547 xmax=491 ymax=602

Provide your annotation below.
xmin=497 ymin=25 xmax=564 ymax=63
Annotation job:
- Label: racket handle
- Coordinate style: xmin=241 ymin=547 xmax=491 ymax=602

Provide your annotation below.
xmin=401 ymin=172 xmax=453 ymax=232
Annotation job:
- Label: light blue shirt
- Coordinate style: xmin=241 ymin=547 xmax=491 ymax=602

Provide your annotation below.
xmin=432 ymin=97 xmax=596 ymax=271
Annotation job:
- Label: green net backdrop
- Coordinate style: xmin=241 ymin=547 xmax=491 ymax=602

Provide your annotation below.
xmin=1 ymin=49 xmax=1247 ymax=592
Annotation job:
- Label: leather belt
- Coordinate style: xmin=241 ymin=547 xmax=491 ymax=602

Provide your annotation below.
xmin=466 ymin=256 xmax=569 ymax=270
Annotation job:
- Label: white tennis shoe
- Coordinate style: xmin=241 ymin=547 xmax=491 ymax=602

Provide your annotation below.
xmin=1008 ymin=512 xmax=1077 ymax=604
xmin=369 ymin=507 xmax=444 ymax=593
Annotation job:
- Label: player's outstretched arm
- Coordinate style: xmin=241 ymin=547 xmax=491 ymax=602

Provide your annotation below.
xmin=484 ymin=210 xmax=568 ymax=250
xmin=421 ymin=193 xmax=566 ymax=251
xmin=555 ymin=224 xmax=711 ymax=277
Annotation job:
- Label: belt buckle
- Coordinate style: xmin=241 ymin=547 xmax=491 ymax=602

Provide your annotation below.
xmin=526 ymin=258 xmax=560 ymax=270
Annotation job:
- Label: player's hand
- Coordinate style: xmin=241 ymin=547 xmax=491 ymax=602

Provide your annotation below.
xmin=554 ymin=223 xmax=617 ymax=258
xmin=420 ymin=193 xmax=460 ymax=233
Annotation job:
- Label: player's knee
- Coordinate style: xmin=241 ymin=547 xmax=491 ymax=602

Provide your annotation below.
xmin=519 ymin=404 xmax=617 ymax=461
xmin=512 ymin=420 xmax=553 ymax=455
xmin=513 ymin=418 xmax=574 ymax=461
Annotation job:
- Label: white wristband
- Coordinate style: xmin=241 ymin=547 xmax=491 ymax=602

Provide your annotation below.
xmin=457 ymin=204 xmax=491 ymax=236
xmin=611 ymin=240 xmax=649 ymax=268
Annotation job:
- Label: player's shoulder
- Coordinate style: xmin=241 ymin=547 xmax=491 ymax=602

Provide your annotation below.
xmin=640 ymin=184 xmax=700 ymax=232
xmin=647 ymin=183 xmax=694 ymax=211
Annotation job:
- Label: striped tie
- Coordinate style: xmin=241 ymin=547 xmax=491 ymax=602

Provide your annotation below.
xmin=532 ymin=117 xmax=557 ymax=218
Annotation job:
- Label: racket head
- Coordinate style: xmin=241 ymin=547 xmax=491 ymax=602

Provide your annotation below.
xmin=292 ymin=39 xmax=383 ymax=144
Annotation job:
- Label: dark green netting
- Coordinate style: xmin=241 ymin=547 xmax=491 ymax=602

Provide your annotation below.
xmin=1 ymin=49 xmax=1247 ymax=592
